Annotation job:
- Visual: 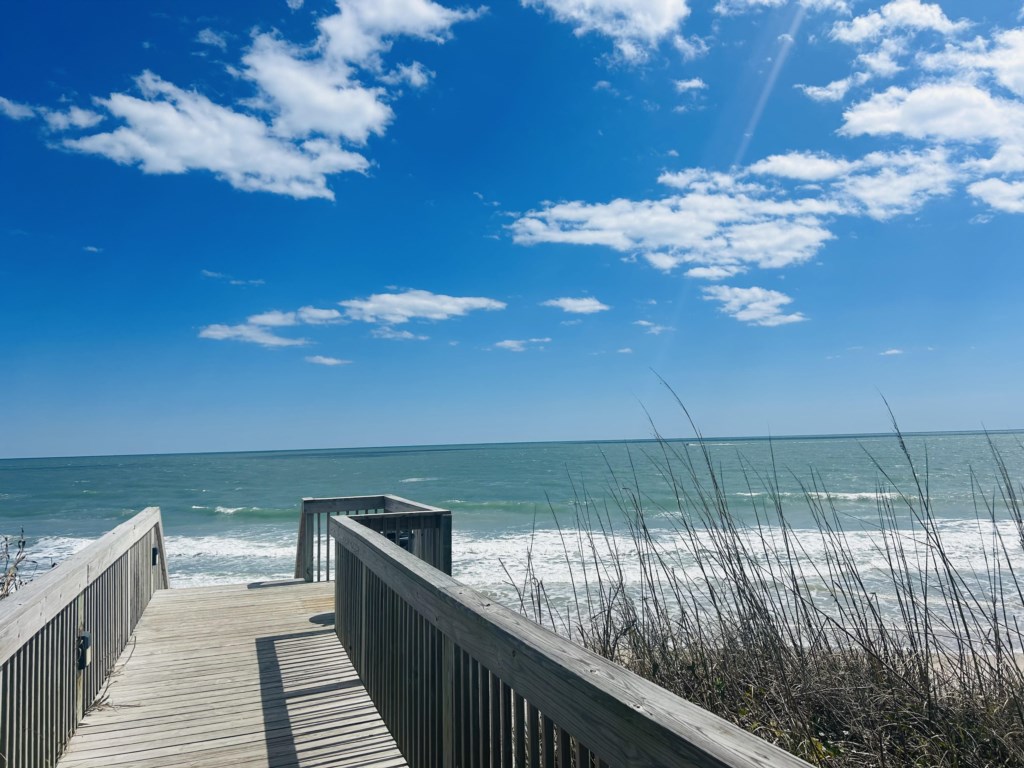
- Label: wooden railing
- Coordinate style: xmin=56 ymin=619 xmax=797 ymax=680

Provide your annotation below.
xmin=331 ymin=515 xmax=811 ymax=768
xmin=295 ymin=495 xmax=451 ymax=582
xmin=0 ymin=507 xmax=169 ymax=768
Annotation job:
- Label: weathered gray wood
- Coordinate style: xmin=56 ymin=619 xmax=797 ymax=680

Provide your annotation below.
xmin=1 ymin=508 xmax=168 ymax=768
xmin=382 ymin=495 xmax=447 ymax=514
xmin=296 ymin=496 xmax=451 ymax=582
xmin=0 ymin=507 xmax=165 ymax=665
xmin=57 ymin=581 xmax=407 ymax=768
xmin=331 ymin=515 xmax=812 ymax=768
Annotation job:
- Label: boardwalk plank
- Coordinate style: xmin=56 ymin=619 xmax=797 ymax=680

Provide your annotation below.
xmin=57 ymin=581 xmax=407 ymax=768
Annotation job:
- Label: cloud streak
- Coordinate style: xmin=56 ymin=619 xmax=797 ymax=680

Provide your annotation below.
xmin=341 ymin=289 xmax=506 ymax=324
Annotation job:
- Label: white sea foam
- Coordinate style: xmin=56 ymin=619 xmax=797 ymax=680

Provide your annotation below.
xmin=164 ymin=534 xmax=293 ymax=560
xmin=168 ymin=570 xmax=295 ymax=588
xmin=27 ymin=536 xmax=93 ymax=563
xmin=806 ymin=490 xmax=905 ymax=501
xmin=400 ymin=477 xmax=437 ymax=483
xmin=452 ymin=517 xmax=1024 ymax=619
xmin=214 ymin=506 xmax=245 ymax=514
xmin=191 ymin=505 xmax=209 ymax=510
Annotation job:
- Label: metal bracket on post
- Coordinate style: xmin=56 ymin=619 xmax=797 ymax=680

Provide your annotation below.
xmin=75 ymin=593 xmax=86 ymax=722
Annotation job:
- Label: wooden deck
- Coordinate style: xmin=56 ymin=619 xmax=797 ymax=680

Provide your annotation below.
xmin=56 ymin=580 xmax=407 ymax=768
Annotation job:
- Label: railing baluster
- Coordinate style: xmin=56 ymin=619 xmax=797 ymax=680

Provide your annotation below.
xmin=0 ymin=508 xmax=167 ymax=768
xmin=528 ymin=703 xmax=540 ymax=768
xmin=514 ymin=692 xmax=526 ymax=768
xmin=330 ymin=506 xmax=812 ymax=768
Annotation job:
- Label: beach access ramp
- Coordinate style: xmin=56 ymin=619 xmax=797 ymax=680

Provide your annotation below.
xmin=1 ymin=497 xmax=811 ymax=768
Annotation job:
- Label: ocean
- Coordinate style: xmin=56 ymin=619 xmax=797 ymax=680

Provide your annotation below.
xmin=3 ymin=432 xmax=1023 ymax=611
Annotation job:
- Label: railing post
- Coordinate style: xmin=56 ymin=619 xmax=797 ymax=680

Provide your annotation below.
xmin=301 ymin=503 xmax=314 ymax=582
xmin=440 ymin=513 xmax=452 ymax=576
xmin=442 ymin=635 xmax=455 ymax=768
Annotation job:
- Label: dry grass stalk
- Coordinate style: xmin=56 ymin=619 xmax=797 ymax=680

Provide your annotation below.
xmin=1 ymin=531 xmax=28 ymax=600
xmin=508 ymin=415 xmax=1024 ymax=767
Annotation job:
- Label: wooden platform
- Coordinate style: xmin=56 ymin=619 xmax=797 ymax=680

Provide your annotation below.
xmin=56 ymin=581 xmax=408 ymax=768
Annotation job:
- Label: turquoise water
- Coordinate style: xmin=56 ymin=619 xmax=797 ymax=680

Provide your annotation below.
xmin=2 ymin=432 xmax=1023 ymax=603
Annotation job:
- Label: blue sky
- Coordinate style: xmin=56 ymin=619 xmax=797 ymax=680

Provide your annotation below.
xmin=2 ymin=0 xmax=1022 ymax=457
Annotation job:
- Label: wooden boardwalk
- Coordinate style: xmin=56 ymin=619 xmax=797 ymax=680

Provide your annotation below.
xmin=56 ymin=580 xmax=407 ymax=768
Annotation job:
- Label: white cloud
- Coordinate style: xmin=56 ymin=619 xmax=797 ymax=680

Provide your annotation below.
xmin=841 ymin=82 xmax=1024 ymax=144
xmin=857 ymin=38 xmax=904 ymax=76
xmin=541 ymin=297 xmax=611 ymax=313
xmin=512 ymin=169 xmax=840 ymax=275
xmin=716 ymin=0 xmax=847 ymax=14
xmin=247 ymin=305 xmax=344 ymax=327
xmin=318 ymin=0 xmax=482 ymax=69
xmin=248 ymin=309 xmax=298 ymax=327
xmin=673 ymin=34 xmax=709 ymax=61
xmin=831 ymin=0 xmax=968 ymax=45
xmin=634 ymin=320 xmax=673 ymax=334
xmin=920 ymin=28 xmax=1024 ymax=99
xmin=524 ymin=0 xmax=691 ymax=62
xmin=42 ymin=106 xmax=103 ymax=131
xmin=702 ymin=285 xmax=806 ymax=326
xmin=797 ymin=1 xmax=969 ymax=107
xmin=674 ymin=77 xmax=706 ymax=93
xmin=201 ymin=269 xmax=265 ymax=286
xmin=685 ymin=265 xmax=745 ymax=279
xmin=0 ymin=96 xmax=34 ymax=120
xmin=797 ymin=73 xmax=868 ymax=102
xmin=968 ymin=178 xmax=1024 ymax=213
xmin=341 ymin=288 xmax=506 ymax=324
xmin=37 ymin=0 xmax=479 ymax=200
xmin=241 ymin=33 xmax=393 ymax=144
xmin=749 ymin=151 xmax=855 ymax=181
xmin=83 ymin=245 xmax=102 ymax=253
xmin=198 ymin=323 xmax=309 ymax=347
xmin=65 ymin=72 xmax=369 ymax=200
xmin=714 ymin=0 xmax=785 ymax=15
xmin=800 ymin=0 xmax=849 ymax=10
xmin=379 ymin=61 xmax=434 ymax=88
xmin=494 ymin=337 xmax=551 ymax=352
xmin=306 ymin=355 xmax=351 ymax=365
xmin=617 ymin=347 xmax=633 ymax=353
xmin=197 ymin=28 xmax=228 ymax=50
xmin=372 ymin=326 xmax=429 ymax=340
xmin=287 ymin=0 xmax=304 ymax=8
xmin=834 ymin=148 xmax=957 ymax=220
xmin=298 ymin=306 xmax=344 ymax=324
xmin=880 ymin=348 xmax=904 ymax=355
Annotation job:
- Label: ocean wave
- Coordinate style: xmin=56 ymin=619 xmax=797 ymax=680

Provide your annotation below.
xmin=164 ymin=534 xmax=294 ymax=560
xmin=400 ymin=477 xmax=438 ymax=483
xmin=733 ymin=490 xmax=911 ymax=502
xmin=806 ymin=491 xmax=907 ymax=501
xmin=452 ymin=517 xmax=1024 ymax=616
xmin=190 ymin=505 xmax=294 ymax=520
xmin=26 ymin=536 xmax=93 ymax=563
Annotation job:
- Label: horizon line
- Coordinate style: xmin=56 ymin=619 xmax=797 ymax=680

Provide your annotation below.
xmin=3 ymin=427 xmax=1022 ymax=462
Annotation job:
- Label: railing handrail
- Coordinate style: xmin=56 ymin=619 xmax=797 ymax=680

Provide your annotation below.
xmin=296 ymin=494 xmax=450 ymax=581
xmin=331 ymin=514 xmax=811 ymax=768
xmin=301 ymin=494 xmax=448 ymax=514
xmin=0 ymin=506 xmax=169 ymax=666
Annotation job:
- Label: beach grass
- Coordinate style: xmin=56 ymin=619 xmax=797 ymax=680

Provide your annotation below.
xmin=504 ymin=407 xmax=1024 ymax=766
xmin=1 ymin=531 xmax=27 ymax=600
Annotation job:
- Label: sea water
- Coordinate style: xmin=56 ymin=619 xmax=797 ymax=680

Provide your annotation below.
xmin=2 ymin=432 xmax=1023 ymax=611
